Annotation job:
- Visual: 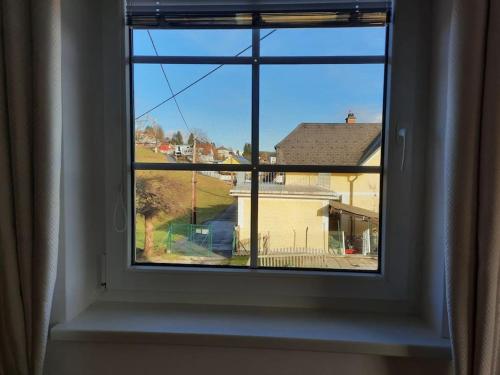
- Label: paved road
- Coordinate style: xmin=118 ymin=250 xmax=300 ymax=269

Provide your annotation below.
xmin=165 ymin=154 xmax=177 ymax=163
xmin=203 ymin=204 xmax=237 ymax=256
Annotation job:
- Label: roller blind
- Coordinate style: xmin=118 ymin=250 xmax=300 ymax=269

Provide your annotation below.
xmin=126 ymin=1 xmax=391 ymax=28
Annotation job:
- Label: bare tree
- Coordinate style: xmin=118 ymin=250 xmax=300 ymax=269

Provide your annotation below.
xmin=136 ymin=174 xmax=184 ymax=258
xmin=145 ymin=124 xmax=164 ymax=147
xmin=190 ymin=128 xmax=209 ymax=143
xmin=135 ymin=115 xmax=165 ymax=147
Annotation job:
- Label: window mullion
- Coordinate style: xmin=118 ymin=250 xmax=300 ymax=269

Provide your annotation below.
xmin=250 ymin=27 xmax=260 ymax=269
xmin=133 ymin=162 xmax=252 ymax=172
xmin=132 ymin=56 xmax=253 ymax=64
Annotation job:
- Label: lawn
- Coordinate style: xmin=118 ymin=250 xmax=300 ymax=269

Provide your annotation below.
xmin=135 ymin=145 xmax=170 ymax=162
xmin=135 ymin=146 xmax=235 ymax=254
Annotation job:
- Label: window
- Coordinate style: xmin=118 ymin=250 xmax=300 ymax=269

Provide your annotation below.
xmin=129 ymin=7 xmax=389 ymax=272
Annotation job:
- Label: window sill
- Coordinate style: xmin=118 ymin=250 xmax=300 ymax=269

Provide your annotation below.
xmin=50 ymin=301 xmax=450 ymax=359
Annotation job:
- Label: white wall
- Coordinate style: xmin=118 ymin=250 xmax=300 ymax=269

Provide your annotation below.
xmin=421 ymin=0 xmax=452 ymax=336
xmin=50 ymin=0 xmax=104 ymax=324
xmin=45 ymin=341 xmax=451 ymax=375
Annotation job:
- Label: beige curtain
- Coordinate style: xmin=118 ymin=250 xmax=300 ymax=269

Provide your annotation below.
xmin=0 ymin=1 xmax=62 ymax=374
xmin=441 ymin=0 xmax=500 ymax=374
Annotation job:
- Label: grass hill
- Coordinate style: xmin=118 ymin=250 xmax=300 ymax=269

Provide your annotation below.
xmin=134 ymin=146 xmax=234 ymax=254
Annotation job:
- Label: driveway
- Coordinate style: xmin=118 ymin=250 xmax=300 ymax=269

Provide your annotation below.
xmin=203 ymin=204 xmax=237 ymax=256
xmin=165 ymin=154 xmax=177 ymax=163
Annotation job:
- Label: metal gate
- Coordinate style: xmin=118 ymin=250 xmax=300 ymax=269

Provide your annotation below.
xmin=166 ymin=223 xmax=213 ymax=255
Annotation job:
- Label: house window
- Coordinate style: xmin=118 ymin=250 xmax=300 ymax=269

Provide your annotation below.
xmin=129 ymin=4 xmax=389 ymax=272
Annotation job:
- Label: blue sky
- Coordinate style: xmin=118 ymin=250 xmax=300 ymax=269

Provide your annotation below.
xmin=133 ymin=27 xmax=385 ymax=152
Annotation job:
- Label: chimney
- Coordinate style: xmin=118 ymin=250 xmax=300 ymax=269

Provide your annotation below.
xmin=345 ymin=111 xmax=357 ymax=124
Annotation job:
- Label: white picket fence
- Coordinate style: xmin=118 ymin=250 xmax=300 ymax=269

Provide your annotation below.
xmin=258 ymin=253 xmax=328 ymax=268
xmin=260 ymin=247 xmax=332 ymax=255
xmin=257 ymin=247 xmax=331 ymax=268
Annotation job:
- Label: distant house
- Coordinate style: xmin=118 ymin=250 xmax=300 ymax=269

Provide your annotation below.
xmin=258 ymin=151 xmax=277 ymax=164
xmin=216 ymin=147 xmax=232 ymax=160
xmin=174 ymin=144 xmax=193 ymax=157
xmin=195 ymin=142 xmax=216 ymax=163
xmin=134 ymin=130 xmax=158 ymax=147
xmin=222 ymin=154 xmax=250 ymax=165
xmin=231 ymin=114 xmax=381 ymax=255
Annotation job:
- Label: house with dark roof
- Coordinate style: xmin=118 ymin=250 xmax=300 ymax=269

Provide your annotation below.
xmin=275 ymin=122 xmax=382 ymax=166
xmin=275 ymin=120 xmax=382 ymax=214
xmin=230 ymin=114 xmax=381 ymax=258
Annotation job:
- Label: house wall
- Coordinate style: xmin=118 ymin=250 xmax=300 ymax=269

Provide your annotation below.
xmin=237 ymin=196 xmax=330 ymax=251
xmin=330 ymin=174 xmax=380 ymax=213
xmin=284 ymin=174 xmax=379 ymax=213
xmin=283 ymin=148 xmax=381 ymax=213
xmin=217 ymin=149 xmax=231 ymax=159
xmin=362 ymin=148 xmax=381 ymax=166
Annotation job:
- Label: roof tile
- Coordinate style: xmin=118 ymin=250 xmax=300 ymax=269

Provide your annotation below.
xmin=275 ymin=123 xmax=382 ymax=165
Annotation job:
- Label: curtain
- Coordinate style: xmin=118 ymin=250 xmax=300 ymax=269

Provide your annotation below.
xmin=0 ymin=0 xmax=62 ymax=374
xmin=441 ymin=0 xmax=500 ymax=373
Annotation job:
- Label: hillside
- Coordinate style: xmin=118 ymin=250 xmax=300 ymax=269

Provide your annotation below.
xmin=134 ymin=146 xmax=235 ymax=253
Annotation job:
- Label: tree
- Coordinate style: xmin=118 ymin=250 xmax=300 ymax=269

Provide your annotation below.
xmin=187 ymin=133 xmax=195 ymax=146
xmin=136 ymin=174 xmax=184 ymax=258
xmin=242 ymin=143 xmax=252 ymax=161
xmin=156 ymin=126 xmax=165 ymax=143
xmin=135 ymin=115 xmax=164 ymax=145
xmin=144 ymin=125 xmax=165 ymax=146
xmin=191 ymin=128 xmax=209 ymax=143
xmin=171 ymin=131 xmax=184 ymax=145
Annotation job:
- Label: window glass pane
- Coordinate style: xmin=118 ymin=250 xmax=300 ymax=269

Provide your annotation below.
xmin=260 ymin=64 xmax=384 ymax=166
xmin=260 ymin=27 xmax=386 ymax=56
xmin=135 ymin=170 xmax=251 ymax=266
xmin=248 ymin=172 xmax=380 ymax=271
xmin=133 ymin=29 xmax=252 ymax=56
xmin=134 ymin=64 xmax=251 ymax=164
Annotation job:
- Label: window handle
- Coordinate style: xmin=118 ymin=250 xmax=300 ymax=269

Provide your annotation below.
xmin=398 ymin=128 xmax=407 ymax=172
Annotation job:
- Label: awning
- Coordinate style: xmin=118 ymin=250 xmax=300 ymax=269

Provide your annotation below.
xmin=330 ymin=200 xmax=379 ymax=222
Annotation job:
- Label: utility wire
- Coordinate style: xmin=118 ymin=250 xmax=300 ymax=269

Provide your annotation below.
xmin=147 ymin=30 xmax=191 ymax=133
xmin=135 ymin=29 xmax=277 ymax=120
xmin=196 ymin=187 xmax=233 ymax=199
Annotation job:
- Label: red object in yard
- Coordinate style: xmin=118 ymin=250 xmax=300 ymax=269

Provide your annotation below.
xmin=345 ymin=248 xmax=359 ymax=254
xmin=159 ymin=144 xmax=173 ymax=153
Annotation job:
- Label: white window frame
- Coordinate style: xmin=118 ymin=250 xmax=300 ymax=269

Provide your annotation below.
xmin=100 ymin=0 xmax=428 ymax=312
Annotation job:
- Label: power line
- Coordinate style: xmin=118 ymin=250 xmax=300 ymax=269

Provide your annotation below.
xmin=135 ymin=29 xmax=277 ymax=120
xmin=146 ymin=30 xmax=191 ymax=133
xmin=196 ymin=187 xmax=233 ymax=199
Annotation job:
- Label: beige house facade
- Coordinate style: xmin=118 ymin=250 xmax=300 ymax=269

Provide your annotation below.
xmin=230 ymin=117 xmax=381 ymax=255
xmin=231 ymin=184 xmax=337 ymax=252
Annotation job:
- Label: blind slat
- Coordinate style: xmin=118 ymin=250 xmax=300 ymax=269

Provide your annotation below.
xmin=126 ymin=1 xmax=391 ymax=28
